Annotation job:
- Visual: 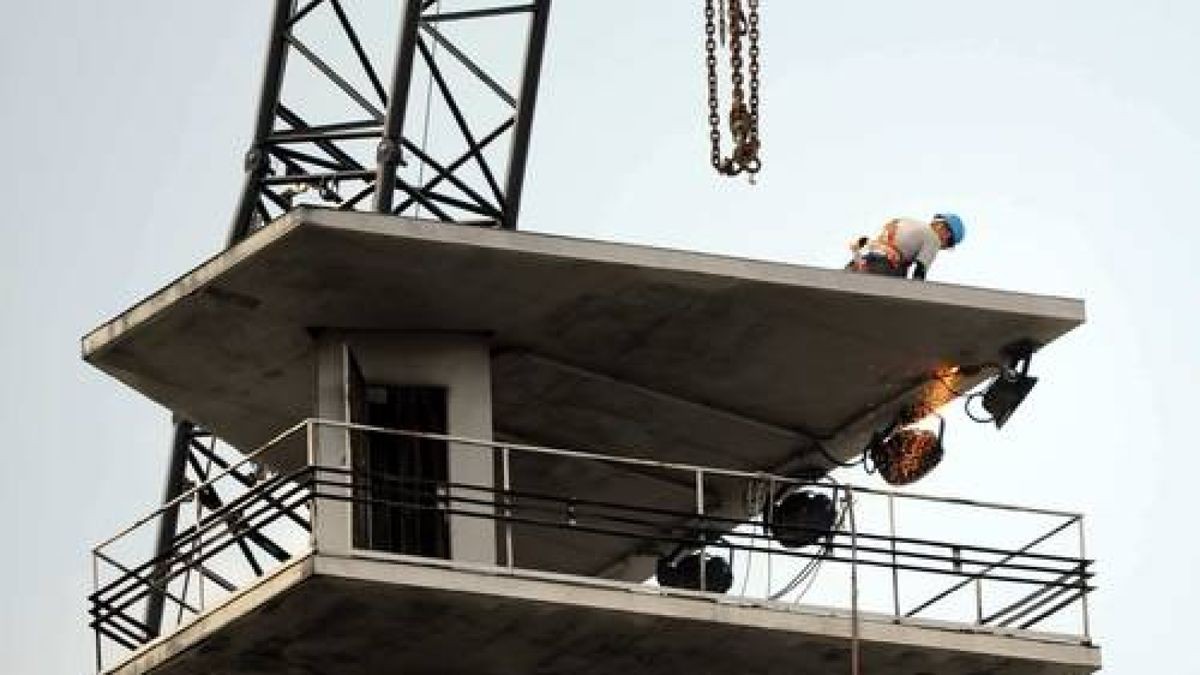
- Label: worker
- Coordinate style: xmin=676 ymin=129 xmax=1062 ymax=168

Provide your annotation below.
xmin=846 ymin=214 xmax=966 ymax=280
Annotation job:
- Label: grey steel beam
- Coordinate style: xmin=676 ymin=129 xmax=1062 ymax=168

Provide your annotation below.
xmin=143 ymin=420 xmax=195 ymax=637
xmin=373 ymin=0 xmax=424 ymax=213
xmin=228 ymin=0 xmax=296 ymax=244
xmin=501 ymin=0 xmax=550 ymax=230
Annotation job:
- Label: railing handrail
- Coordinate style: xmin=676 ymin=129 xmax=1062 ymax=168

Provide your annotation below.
xmin=92 ymin=420 xmax=309 ymax=553
xmin=95 ymin=416 xmax=1085 ymax=555
xmin=311 ymin=417 xmax=1086 ymax=519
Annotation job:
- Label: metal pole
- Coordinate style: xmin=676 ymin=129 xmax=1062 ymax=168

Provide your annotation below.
xmin=696 ymin=470 xmax=706 ymax=592
xmin=766 ymin=476 xmax=774 ymax=599
xmin=374 ymin=0 xmax=424 ymax=213
xmin=500 ymin=0 xmax=551 ymax=230
xmin=143 ymin=420 xmax=195 ymax=637
xmin=975 ymin=578 xmax=984 ymax=624
xmin=307 ymin=419 xmax=317 ymax=551
xmin=503 ymin=446 xmax=514 ymax=570
xmin=1078 ymin=516 xmax=1091 ymax=641
xmin=228 ymin=0 xmax=297 ymax=244
xmin=93 ymin=553 xmax=101 ymax=672
xmin=848 ymin=488 xmax=861 ymax=675
xmin=888 ymin=492 xmax=899 ymax=618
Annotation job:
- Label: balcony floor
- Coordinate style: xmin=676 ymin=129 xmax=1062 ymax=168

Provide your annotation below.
xmin=112 ymin=553 xmax=1099 ymax=675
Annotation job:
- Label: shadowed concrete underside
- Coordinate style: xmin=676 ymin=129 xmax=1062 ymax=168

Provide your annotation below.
xmin=82 ymin=208 xmax=1084 ymax=475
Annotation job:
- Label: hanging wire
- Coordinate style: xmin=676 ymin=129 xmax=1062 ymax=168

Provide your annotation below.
xmin=414 ymin=0 xmax=442 ymax=219
xmin=769 ymin=482 xmax=847 ymax=602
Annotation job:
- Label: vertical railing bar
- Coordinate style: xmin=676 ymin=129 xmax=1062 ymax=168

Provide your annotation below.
xmin=766 ymin=476 xmax=774 ymax=600
xmin=93 ymin=553 xmax=101 ymax=673
xmin=696 ymin=470 xmax=706 ymax=593
xmin=196 ymin=467 xmax=205 ymax=614
xmin=975 ymin=577 xmax=984 ymax=624
xmin=503 ymin=445 xmax=514 ymax=571
xmin=848 ymin=487 xmax=861 ymax=675
xmin=888 ymin=492 xmax=899 ymax=618
xmin=1077 ymin=515 xmax=1091 ymax=640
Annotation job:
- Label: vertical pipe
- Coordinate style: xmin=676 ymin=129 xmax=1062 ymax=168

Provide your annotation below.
xmin=195 ymin=471 xmax=205 ymax=614
xmin=500 ymin=0 xmax=551 ymax=230
xmin=503 ymin=446 xmax=514 ymax=570
xmin=307 ymin=419 xmax=317 ymax=552
xmin=374 ymin=0 xmax=425 ymax=213
xmin=227 ymin=0 xmax=297 ymax=244
xmin=888 ymin=492 xmax=899 ymax=618
xmin=696 ymin=470 xmax=706 ymax=592
xmin=144 ymin=419 xmax=195 ymax=637
xmin=848 ymin=488 xmax=861 ymax=675
xmin=975 ymin=578 xmax=984 ymax=624
xmin=766 ymin=477 xmax=774 ymax=599
xmin=1077 ymin=516 xmax=1091 ymax=641
xmin=93 ymin=554 xmax=101 ymax=672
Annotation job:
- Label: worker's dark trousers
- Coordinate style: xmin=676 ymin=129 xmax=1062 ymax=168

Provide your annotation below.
xmin=846 ymin=255 xmax=906 ymax=277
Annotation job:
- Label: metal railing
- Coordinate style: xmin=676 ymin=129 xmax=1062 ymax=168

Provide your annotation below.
xmin=90 ymin=419 xmax=1094 ymax=672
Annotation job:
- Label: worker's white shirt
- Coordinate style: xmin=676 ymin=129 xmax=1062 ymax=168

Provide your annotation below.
xmin=874 ymin=218 xmax=941 ymax=270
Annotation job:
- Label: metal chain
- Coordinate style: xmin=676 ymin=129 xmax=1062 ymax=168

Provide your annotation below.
xmin=704 ymin=0 xmax=761 ymax=177
xmin=746 ymin=0 xmax=761 ymax=173
xmin=704 ymin=0 xmax=727 ymax=174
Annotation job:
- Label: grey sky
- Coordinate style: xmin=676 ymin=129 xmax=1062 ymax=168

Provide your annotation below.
xmin=2 ymin=0 xmax=1197 ymax=671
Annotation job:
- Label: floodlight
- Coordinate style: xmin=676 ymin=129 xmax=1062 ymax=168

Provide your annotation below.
xmin=869 ymin=417 xmax=946 ymax=486
xmin=768 ymin=490 xmax=836 ymax=548
xmin=981 ymin=341 xmax=1040 ymax=429
xmin=656 ymin=550 xmax=733 ymax=593
xmin=982 ymin=372 xmax=1038 ymax=429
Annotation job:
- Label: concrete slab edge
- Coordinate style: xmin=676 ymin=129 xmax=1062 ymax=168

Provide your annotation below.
xmin=106 ymin=553 xmax=315 ymax=675
xmin=313 ymin=552 xmax=1100 ymax=670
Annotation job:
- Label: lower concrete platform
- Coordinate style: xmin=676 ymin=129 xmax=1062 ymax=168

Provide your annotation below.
xmin=113 ymin=553 xmax=1100 ymax=675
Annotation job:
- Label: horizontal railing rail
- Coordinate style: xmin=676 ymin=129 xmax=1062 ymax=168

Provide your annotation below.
xmin=91 ymin=418 xmax=1095 ymax=672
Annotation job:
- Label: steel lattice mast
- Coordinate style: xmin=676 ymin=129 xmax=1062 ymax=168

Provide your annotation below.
xmin=144 ymin=0 xmax=551 ymax=636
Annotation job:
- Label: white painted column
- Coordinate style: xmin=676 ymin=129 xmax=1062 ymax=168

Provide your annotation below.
xmin=311 ymin=333 xmax=355 ymax=556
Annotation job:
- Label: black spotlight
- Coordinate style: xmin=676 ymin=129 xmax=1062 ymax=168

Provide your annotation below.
xmin=656 ymin=551 xmax=733 ymax=593
xmin=769 ymin=490 xmax=836 ymax=548
xmin=982 ymin=343 xmax=1039 ymax=429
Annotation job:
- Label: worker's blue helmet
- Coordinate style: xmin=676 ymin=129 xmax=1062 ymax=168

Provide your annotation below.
xmin=935 ymin=213 xmax=965 ymax=247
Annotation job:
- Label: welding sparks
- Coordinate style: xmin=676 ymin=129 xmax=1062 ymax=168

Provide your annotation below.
xmin=906 ymin=365 xmax=963 ymax=423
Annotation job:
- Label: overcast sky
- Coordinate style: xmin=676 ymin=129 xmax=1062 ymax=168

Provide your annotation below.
xmin=2 ymin=0 xmax=1198 ymax=672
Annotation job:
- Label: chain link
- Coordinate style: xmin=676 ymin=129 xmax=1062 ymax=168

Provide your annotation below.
xmin=704 ymin=0 xmax=726 ymax=173
xmin=747 ymin=0 xmax=761 ymax=173
xmin=704 ymin=0 xmax=761 ymax=177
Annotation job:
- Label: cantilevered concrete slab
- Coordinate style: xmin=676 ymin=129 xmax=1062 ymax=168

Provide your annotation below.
xmin=110 ymin=553 xmax=1100 ymax=675
xmin=83 ymin=207 xmax=1084 ymax=475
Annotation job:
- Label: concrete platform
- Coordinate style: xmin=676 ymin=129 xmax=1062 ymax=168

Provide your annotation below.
xmin=111 ymin=552 xmax=1100 ymax=675
xmin=82 ymin=208 xmax=1084 ymax=474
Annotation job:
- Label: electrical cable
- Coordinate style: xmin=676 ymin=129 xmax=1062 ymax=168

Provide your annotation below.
xmin=964 ymin=391 xmax=995 ymax=424
xmin=768 ymin=481 xmax=847 ymax=602
xmin=413 ymin=0 xmax=441 ymax=218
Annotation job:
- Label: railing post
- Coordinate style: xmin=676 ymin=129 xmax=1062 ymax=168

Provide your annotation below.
xmin=1078 ymin=515 xmax=1091 ymax=641
xmin=766 ymin=476 xmax=774 ymax=600
xmin=503 ymin=445 xmax=514 ymax=571
xmin=975 ymin=578 xmax=984 ymax=624
xmin=848 ymin=487 xmax=861 ymax=675
xmin=696 ymin=470 xmax=706 ymax=592
xmin=888 ymin=492 xmax=899 ymax=618
xmin=92 ymin=552 xmax=101 ymax=673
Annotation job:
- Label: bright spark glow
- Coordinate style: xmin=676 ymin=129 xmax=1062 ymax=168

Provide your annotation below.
xmin=907 ymin=364 xmax=963 ymax=422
